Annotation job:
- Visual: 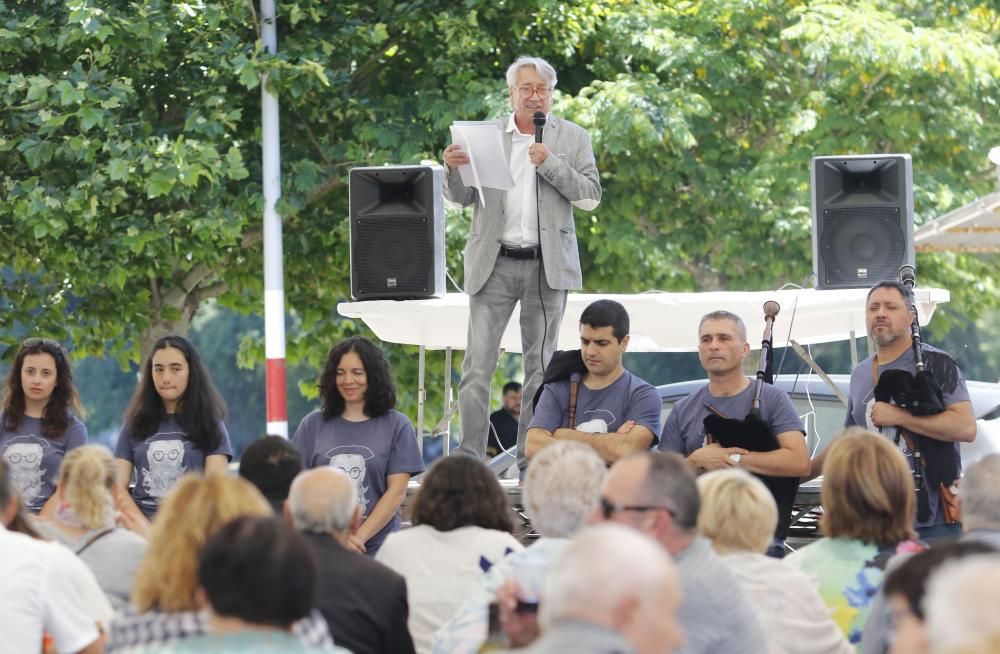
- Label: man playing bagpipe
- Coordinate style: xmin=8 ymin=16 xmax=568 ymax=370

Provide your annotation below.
xmin=659 ymin=310 xmax=810 ymax=557
xmin=525 ymin=299 xmax=661 ymax=464
xmin=819 ymin=280 xmax=977 ymax=542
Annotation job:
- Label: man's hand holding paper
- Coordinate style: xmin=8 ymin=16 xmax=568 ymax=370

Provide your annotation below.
xmin=447 ymin=121 xmax=515 ymax=206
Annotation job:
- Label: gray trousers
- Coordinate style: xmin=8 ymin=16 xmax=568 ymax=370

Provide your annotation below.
xmin=456 ymin=256 xmax=567 ymax=465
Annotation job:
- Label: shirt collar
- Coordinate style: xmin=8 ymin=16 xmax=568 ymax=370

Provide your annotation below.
xmin=506 ymin=112 xmax=552 ymax=136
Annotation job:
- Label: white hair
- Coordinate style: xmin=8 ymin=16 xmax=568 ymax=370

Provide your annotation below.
xmin=924 ymin=554 xmax=1000 ymax=652
xmin=288 ymin=467 xmax=358 ymax=534
xmin=540 ymin=523 xmax=676 ymax=628
xmin=505 ymin=56 xmax=558 ymax=89
xmin=523 ymin=441 xmax=606 ymax=537
xmin=960 ymin=454 xmax=1000 ymax=532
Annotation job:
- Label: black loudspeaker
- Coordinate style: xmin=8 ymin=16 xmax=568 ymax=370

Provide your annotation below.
xmin=349 ymin=165 xmax=445 ymax=300
xmin=811 ymin=154 xmax=914 ymax=289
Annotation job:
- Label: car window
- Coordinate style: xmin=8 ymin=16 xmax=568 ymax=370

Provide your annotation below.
xmin=791 ymin=394 xmax=846 ymax=456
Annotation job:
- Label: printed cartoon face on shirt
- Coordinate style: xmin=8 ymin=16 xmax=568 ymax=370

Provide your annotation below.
xmin=863 ymin=392 xmax=910 ymax=457
xmin=142 ymin=434 xmax=188 ymax=499
xmin=3 ymin=438 xmax=47 ymax=505
xmin=326 ymin=445 xmax=375 ymax=515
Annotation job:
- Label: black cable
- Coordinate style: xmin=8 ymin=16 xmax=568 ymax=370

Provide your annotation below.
xmin=536 ymin=168 xmax=548 ymax=377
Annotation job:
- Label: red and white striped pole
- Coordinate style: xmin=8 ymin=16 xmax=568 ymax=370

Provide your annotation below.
xmin=261 ymin=0 xmax=288 ymax=437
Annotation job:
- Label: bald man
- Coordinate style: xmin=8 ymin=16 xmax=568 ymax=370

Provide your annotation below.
xmin=287 ymin=468 xmax=415 ymax=654
xmin=516 ymin=523 xmax=685 ymax=654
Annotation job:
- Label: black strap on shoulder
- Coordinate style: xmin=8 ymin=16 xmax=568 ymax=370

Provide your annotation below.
xmin=531 ymin=349 xmax=587 ymax=410
xmin=75 ymin=527 xmax=115 ymax=555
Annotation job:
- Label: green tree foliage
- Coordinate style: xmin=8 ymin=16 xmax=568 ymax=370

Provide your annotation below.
xmin=2 ymin=0 xmax=998 ymax=430
xmin=0 ymin=0 xmax=260 ymax=364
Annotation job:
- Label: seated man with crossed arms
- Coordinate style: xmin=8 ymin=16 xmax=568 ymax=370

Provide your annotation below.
xmin=526 ymin=299 xmax=661 ymax=464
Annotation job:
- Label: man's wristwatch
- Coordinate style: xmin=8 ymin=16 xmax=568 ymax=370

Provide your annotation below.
xmin=729 ymin=453 xmax=742 ymax=465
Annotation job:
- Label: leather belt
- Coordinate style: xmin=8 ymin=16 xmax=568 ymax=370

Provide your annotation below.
xmin=499 ymin=244 xmax=541 ymax=260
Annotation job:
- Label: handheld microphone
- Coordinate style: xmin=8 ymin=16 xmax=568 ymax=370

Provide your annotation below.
xmin=899 ymin=264 xmax=916 ymax=289
xmin=532 ymin=111 xmax=546 ymax=143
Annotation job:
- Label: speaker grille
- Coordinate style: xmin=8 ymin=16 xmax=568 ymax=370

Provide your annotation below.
xmin=820 ymin=206 xmax=905 ymax=286
xmin=352 ymin=216 xmax=432 ymax=296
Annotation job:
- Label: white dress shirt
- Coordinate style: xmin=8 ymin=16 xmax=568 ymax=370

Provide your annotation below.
xmin=502 ymin=114 xmax=541 ymax=247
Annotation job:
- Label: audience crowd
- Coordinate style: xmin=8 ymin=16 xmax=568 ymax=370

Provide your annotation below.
xmin=4 ymin=328 xmax=1000 ymax=654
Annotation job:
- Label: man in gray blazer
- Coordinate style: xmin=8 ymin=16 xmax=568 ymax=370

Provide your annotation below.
xmin=442 ymin=55 xmax=602 ymax=467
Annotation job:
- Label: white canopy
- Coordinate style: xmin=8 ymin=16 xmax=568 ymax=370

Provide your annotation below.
xmin=914 ymin=190 xmax=1000 ymax=254
xmin=338 ymin=287 xmax=950 ymax=352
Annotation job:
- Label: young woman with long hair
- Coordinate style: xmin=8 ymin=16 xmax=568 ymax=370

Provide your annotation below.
xmin=292 ymin=336 xmax=424 ymax=556
xmin=113 ymin=335 xmax=232 ymax=518
xmin=1 ymin=337 xmax=87 ymax=512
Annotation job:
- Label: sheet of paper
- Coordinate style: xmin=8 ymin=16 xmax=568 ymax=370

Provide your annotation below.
xmin=450 ymin=121 xmax=514 ymax=207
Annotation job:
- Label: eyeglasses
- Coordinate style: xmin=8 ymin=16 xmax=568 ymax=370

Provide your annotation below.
xmin=514 ymin=85 xmax=552 ymax=99
xmin=599 ymin=496 xmax=676 ymax=520
xmin=22 ymin=337 xmax=62 ymax=350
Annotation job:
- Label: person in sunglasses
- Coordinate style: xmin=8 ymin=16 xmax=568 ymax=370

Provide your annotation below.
xmin=1 ymin=337 xmax=87 ymax=513
xmin=594 ymin=451 xmax=767 ymax=654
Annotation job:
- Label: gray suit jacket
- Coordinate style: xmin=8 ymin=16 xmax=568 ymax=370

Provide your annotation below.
xmin=444 ymin=115 xmax=602 ymax=295
xmin=509 ymin=619 xmax=636 ymax=654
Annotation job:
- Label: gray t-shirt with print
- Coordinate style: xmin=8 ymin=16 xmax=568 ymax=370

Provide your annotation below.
xmin=114 ymin=415 xmax=233 ymax=518
xmin=658 ymin=380 xmax=804 ymax=456
xmin=846 ymin=343 xmax=969 ymax=529
xmin=659 ymin=380 xmax=804 ymax=540
xmin=529 ymin=370 xmax=662 ymax=445
xmin=292 ymin=409 xmax=425 ymax=555
xmin=1 ymin=413 xmax=87 ymax=512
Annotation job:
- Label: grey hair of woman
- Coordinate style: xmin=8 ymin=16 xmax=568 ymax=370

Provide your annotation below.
xmin=523 ymin=441 xmax=606 ymax=537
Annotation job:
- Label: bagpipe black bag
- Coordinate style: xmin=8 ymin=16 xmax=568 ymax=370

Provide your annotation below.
xmin=531 ymin=349 xmax=588 ymax=411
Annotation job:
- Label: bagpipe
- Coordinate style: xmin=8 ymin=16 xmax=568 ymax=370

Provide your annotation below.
xmin=874 ymin=266 xmax=946 ymax=417
xmin=872 ymin=265 xmax=960 ymax=523
xmin=702 ymin=301 xmax=800 ymax=538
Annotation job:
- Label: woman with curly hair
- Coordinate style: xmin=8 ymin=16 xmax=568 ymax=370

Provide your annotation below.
xmin=1 ymin=337 xmax=87 ymax=513
xmin=292 ymin=336 xmax=424 ymax=555
xmin=105 ymin=473 xmax=333 ymax=651
xmin=114 ymin=335 xmax=232 ymax=518
xmin=376 ymin=455 xmax=524 ymax=654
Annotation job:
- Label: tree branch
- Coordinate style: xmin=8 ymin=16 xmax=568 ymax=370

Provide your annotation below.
xmin=349 ymin=41 xmax=403 ymax=93
xmin=305 ymin=175 xmax=345 ymax=206
xmin=161 ymin=263 xmax=214 ymax=309
xmin=859 ymin=70 xmax=888 ymax=112
xmin=290 ymin=109 xmax=334 ymax=167
xmin=197 ymin=281 xmax=229 ymax=299
xmin=246 ymin=0 xmax=260 ymax=40
xmin=242 ymin=227 xmax=263 ymax=248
